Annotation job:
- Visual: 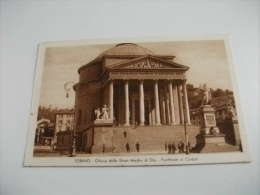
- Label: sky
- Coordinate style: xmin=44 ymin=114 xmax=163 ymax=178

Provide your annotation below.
xmin=39 ymin=40 xmax=233 ymax=108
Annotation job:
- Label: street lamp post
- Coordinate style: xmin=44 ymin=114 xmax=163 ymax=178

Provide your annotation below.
xmin=182 ymin=82 xmax=190 ymax=155
xmin=183 ymin=106 xmax=190 ymax=155
xmin=64 ymin=81 xmax=76 ymax=157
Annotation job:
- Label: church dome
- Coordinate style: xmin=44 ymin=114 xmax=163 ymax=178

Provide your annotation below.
xmin=102 ymin=43 xmax=153 ymax=56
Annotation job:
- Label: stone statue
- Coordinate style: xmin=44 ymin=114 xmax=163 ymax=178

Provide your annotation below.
xmin=101 ymin=104 xmax=109 ymax=120
xmin=201 ymin=84 xmax=212 ymax=105
xmin=94 ymin=108 xmax=101 ymax=120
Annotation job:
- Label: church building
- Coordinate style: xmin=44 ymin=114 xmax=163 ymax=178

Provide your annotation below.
xmin=74 ymin=43 xmax=200 ymax=153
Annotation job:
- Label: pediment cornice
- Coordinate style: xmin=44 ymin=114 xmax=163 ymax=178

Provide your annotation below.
xmin=107 ymin=55 xmax=189 ymax=71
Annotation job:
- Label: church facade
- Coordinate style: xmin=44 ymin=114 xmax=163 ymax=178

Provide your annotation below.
xmin=74 ymin=43 xmax=200 ymax=153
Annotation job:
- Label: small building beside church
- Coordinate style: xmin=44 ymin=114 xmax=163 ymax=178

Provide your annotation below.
xmin=73 ymin=43 xmax=201 ymax=153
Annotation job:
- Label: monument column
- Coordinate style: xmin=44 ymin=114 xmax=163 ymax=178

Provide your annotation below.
xmin=154 ymin=80 xmax=161 ymax=125
xmin=182 ymin=81 xmax=191 ymax=124
xmin=109 ymin=80 xmax=114 ymax=120
xmin=177 ymin=83 xmax=184 ymax=124
xmin=139 ymin=80 xmax=145 ymax=126
xmin=168 ymin=80 xmax=175 ymax=125
xmin=124 ymin=80 xmax=130 ymax=126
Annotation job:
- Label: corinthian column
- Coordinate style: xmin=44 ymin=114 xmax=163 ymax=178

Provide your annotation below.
xmin=109 ymin=80 xmax=114 ymax=120
xmin=154 ymin=80 xmax=161 ymax=125
xmin=168 ymin=81 xmax=175 ymax=125
xmin=162 ymin=96 xmax=166 ymax=124
xmin=139 ymin=80 xmax=145 ymax=126
xmin=182 ymin=81 xmax=191 ymax=124
xmin=177 ymin=83 xmax=184 ymax=124
xmin=124 ymin=80 xmax=130 ymax=126
xmin=173 ymin=84 xmax=180 ymax=124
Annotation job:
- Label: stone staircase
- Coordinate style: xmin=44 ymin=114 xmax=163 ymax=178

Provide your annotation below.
xmin=111 ymin=125 xmax=200 ymax=153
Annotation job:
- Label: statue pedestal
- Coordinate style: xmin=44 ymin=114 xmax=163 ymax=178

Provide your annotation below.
xmin=203 ymin=134 xmax=225 ymax=144
xmin=91 ymin=119 xmax=114 ymax=154
xmin=200 ymin=105 xmax=220 ymax=135
xmin=196 ymin=105 xmax=226 ymax=151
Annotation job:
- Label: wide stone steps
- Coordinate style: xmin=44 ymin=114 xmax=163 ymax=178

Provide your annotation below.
xmin=111 ymin=125 xmax=200 ymax=153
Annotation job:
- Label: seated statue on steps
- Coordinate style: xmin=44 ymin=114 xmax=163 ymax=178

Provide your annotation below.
xmin=94 ymin=108 xmax=101 ymax=120
xmin=101 ymin=104 xmax=109 ymax=120
xmin=94 ymin=104 xmax=110 ymax=120
xmin=93 ymin=105 xmax=113 ymax=126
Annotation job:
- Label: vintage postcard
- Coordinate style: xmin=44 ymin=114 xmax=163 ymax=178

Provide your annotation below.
xmin=24 ymin=36 xmax=250 ymax=166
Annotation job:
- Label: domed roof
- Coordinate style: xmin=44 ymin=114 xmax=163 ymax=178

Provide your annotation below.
xmin=102 ymin=43 xmax=153 ymax=56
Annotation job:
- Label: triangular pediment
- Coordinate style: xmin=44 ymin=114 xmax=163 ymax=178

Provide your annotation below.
xmin=108 ymin=55 xmax=189 ymax=70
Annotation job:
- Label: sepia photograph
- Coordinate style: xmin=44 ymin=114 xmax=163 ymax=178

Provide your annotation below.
xmin=24 ymin=37 xmax=250 ymax=166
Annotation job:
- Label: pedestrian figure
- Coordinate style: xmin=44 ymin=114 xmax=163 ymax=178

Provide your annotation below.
xmin=178 ymin=142 xmax=182 ymax=153
xmin=180 ymin=141 xmax=185 ymax=153
xmin=171 ymin=142 xmax=176 ymax=154
xmin=168 ymin=143 xmax=172 ymax=154
xmin=102 ymin=144 xmax=105 ymax=153
xmin=126 ymin=142 xmax=130 ymax=152
xmin=165 ymin=141 xmax=168 ymax=152
xmin=187 ymin=141 xmax=191 ymax=153
xmin=135 ymin=142 xmax=140 ymax=152
xmin=123 ymin=131 xmax=127 ymax=138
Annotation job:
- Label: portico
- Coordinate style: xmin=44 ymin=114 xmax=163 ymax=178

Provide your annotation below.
xmin=106 ymin=78 xmax=191 ymax=127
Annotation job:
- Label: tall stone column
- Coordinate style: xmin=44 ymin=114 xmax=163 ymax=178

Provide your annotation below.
xmin=177 ymin=83 xmax=184 ymax=124
xmin=160 ymin=90 xmax=166 ymax=124
xmin=154 ymin=80 xmax=161 ymax=125
xmin=148 ymin=100 xmax=152 ymax=125
xmin=109 ymin=80 xmax=114 ymax=120
xmin=182 ymin=81 xmax=191 ymax=124
xmin=124 ymin=80 xmax=130 ymax=126
xmin=165 ymin=90 xmax=171 ymax=124
xmin=131 ymin=97 xmax=135 ymax=125
xmin=139 ymin=80 xmax=145 ymax=126
xmin=168 ymin=81 xmax=175 ymax=125
xmin=162 ymin=97 xmax=166 ymax=124
xmin=173 ymin=84 xmax=180 ymax=124
xmin=151 ymin=107 xmax=155 ymax=125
